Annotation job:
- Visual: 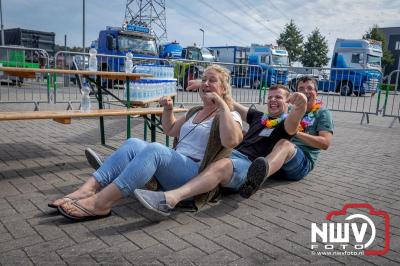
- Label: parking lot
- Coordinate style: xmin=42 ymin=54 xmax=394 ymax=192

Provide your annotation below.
xmin=0 ymin=100 xmax=399 ymax=265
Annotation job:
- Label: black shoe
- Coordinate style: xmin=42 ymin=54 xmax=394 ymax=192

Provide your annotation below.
xmin=239 ymin=157 xmax=269 ymax=199
xmin=85 ymin=148 xmax=103 ymax=170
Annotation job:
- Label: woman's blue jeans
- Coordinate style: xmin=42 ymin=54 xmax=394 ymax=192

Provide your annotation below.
xmin=93 ymin=138 xmax=200 ymax=197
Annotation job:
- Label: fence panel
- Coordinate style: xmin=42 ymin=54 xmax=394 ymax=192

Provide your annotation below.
xmin=53 ymin=52 xmax=265 ymax=107
xmin=382 ymin=70 xmax=400 ymax=127
xmin=170 ymin=59 xmax=264 ymax=105
xmin=53 ymin=51 xmax=176 ymax=107
xmin=218 ymin=61 xmax=265 ymax=105
xmin=0 ymin=46 xmax=50 ymax=107
xmin=286 ymin=66 xmax=382 ymax=116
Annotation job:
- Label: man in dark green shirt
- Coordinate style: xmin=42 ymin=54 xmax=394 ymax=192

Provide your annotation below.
xmin=239 ymin=75 xmax=333 ymax=198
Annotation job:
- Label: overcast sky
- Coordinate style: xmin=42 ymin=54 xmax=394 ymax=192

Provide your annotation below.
xmin=4 ymin=0 xmax=400 ymax=56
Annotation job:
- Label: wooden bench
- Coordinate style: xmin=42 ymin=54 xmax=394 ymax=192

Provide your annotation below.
xmin=0 ymin=107 xmax=187 ymax=145
xmin=0 ymin=66 xmax=184 ymax=144
xmin=0 ymin=107 xmax=187 ymax=124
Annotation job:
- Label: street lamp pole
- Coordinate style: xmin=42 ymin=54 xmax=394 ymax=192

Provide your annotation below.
xmin=82 ymin=0 xmax=85 ymax=53
xmin=0 ymin=0 xmax=5 ymax=46
xmin=199 ymin=28 xmax=204 ymax=47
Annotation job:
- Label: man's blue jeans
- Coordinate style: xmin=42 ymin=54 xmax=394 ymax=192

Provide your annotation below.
xmin=93 ymin=138 xmax=200 ymax=197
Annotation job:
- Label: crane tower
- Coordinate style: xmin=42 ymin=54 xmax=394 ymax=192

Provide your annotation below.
xmin=124 ymin=0 xmax=168 ymax=44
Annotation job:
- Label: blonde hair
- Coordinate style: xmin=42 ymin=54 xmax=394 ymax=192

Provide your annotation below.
xmin=203 ymin=64 xmax=234 ymax=110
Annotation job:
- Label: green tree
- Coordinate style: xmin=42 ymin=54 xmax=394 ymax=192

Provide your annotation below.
xmin=363 ymin=24 xmax=394 ymax=70
xmin=301 ymin=28 xmax=329 ymax=67
xmin=277 ymin=20 xmax=304 ymax=65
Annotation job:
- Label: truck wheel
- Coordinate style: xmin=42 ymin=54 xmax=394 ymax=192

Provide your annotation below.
xmin=339 ymin=81 xmax=353 ymax=96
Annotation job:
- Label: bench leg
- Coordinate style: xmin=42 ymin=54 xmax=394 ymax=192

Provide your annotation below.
xmin=151 ymin=114 xmax=156 ymax=142
xmin=126 ymin=77 xmax=131 ymax=139
xmin=96 ymin=76 xmax=106 ymax=145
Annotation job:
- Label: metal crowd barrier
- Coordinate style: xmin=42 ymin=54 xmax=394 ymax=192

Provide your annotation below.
xmin=52 ymin=51 xmax=265 ymax=107
xmin=221 ymin=62 xmax=265 ymax=105
xmin=382 ymin=70 xmax=400 ymax=128
xmin=286 ymin=66 xmax=382 ymax=124
xmin=169 ymin=59 xmax=264 ymax=105
xmin=53 ymin=51 xmax=175 ymax=108
xmin=0 ymin=46 xmax=51 ymax=109
xmin=1 ymin=47 xmax=388 ymax=124
xmin=54 ymin=51 xmax=117 ymax=107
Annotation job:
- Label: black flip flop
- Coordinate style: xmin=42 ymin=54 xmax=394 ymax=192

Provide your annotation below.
xmin=48 ymin=196 xmax=77 ymax=209
xmin=58 ymin=201 xmax=111 ymax=222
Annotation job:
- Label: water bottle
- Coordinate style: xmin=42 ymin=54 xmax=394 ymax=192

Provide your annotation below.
xmin=137 ymin=80 xmax=144 ymax=100
xmin=148 ymin=80 xmax=153 ymax=99
xmin=125 ymin=52 xmax=134 ymax=73
xmin=81 ymin=82 xmax=91 ymax=112
xmin=143 ymin=80 xmax=149 ymax=100
xmin=131 ymin=81 xmax=138 ymax=100
xmin=155 ymin=66 xmax=160 ymax=78
xmin=88 ymin=46 xmax=97 ymax=71
xmin=171 ymin=80 xmax=177 ymax=95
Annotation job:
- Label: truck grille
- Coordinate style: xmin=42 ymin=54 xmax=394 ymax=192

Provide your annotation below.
xmin=368 ymin=78 xmax=379 ymax=91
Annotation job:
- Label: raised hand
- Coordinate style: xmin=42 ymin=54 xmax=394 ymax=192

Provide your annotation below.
xmin=186 ymin=79 xmax=202 ymax=91
xmin=288 ymin=92 xmax=307 ymax=110
xmin=159 ymin=96 xmax=173 ymax=110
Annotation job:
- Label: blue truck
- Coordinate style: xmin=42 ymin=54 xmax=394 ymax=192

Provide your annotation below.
xmin=247 ymin=44 xmax=289 ymax=89
xmin=210 ymin=44 xmax=289 ymax=88
xmin=158 ymin=41 xmax=183 ymax=59
xmin=208 ymin=46 xmax=250 ymax=87
xmin=159 ymin=43 xmax=215 ymax=89
xmin=209 ymin=46 xmax=250 ymax=65
xmin=97 ymin=24 xmax=158 ymax=73
xmin=318 ymin=38 xmax=382 ymax=96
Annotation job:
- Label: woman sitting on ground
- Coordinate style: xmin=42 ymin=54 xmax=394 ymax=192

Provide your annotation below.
xmin=49 ymin=64 xmax=243 ymax=221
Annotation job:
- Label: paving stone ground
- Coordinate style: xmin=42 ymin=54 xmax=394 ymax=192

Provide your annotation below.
xmin=0 ymin=102 xmax=399 ymax=265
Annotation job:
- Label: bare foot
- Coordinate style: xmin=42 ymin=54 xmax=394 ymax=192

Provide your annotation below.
xmin=164 ymin=191 xmax=179 ymax=208
xmin=60 ymin=195 xmax=111 ymax=217
xmin=48 ymin=177 xmax=100 ymax=208
xmin=49 ymin=190 xmax=95 ymax=208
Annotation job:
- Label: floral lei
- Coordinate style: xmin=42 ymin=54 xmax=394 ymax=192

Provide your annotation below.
xmin=298 ymin=99 xmax=323 ymax=132
xmin=261 ymin=113 xmax=288 ymax=128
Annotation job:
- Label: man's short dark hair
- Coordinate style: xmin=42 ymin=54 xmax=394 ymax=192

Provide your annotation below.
xmin=269 ymin=84 xmax=291 ymax=97
xmin=295 ymin=76 xmax=318 ymax=92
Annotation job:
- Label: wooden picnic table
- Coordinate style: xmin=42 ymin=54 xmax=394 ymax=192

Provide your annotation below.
xmin=0 ymin=66 xmax=152 ymax=81
xmin=0 ymin=66 xmax=183 ymax=144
